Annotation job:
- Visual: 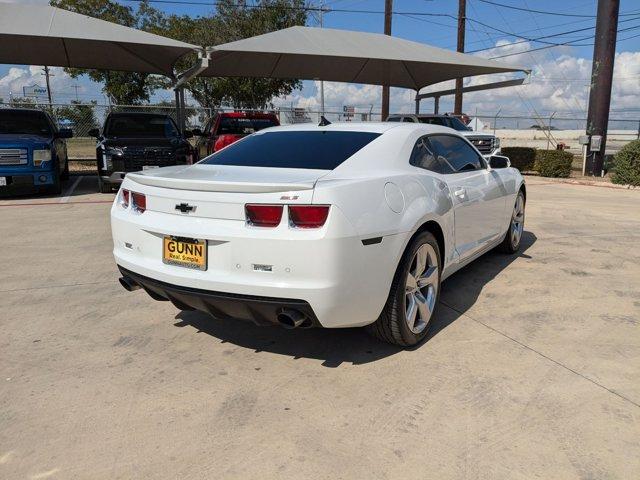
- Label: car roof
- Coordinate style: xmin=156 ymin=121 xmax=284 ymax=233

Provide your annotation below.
xmin=107 ymin=112 xmax=170 ymax=118
xmin=219 ymin=111 xmax=278 ymax=119
xmin=0 ymin=108 xmax=48 ymax=115
xmin=260 ymin=121 xmax=454 ymax=135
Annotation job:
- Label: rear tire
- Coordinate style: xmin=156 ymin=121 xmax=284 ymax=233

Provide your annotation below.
xmin=98 ymin=176 xmax=112 ymax=193
xmin=367 ymin=231 xmax=441 ymax=347
xmin=60 ymin=158 xmax=70 ymax=181
xmin=498 ymin=191 xmax=525 ymax=254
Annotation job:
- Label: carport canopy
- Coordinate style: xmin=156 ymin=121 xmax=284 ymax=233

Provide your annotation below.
xmin=202 ymin=26 xmax=529 ymax=90
xmin=0 ymin=3 xmax=199 ymax=78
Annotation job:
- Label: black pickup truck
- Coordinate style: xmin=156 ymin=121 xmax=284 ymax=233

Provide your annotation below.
xmin=89 ymin=112 xmax=195 ymax=193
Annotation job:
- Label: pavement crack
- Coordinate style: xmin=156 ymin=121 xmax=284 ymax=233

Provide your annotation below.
xmin=0 ymin=280 xmax=114 ymax=294
xmin=440 ymin=300 xmax=640 ymax=409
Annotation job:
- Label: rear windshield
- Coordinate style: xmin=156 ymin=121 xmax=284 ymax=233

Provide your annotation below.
xmin=104 ymin=114 xmax=179 ymax=138
xmin=201 ymin=131 xmax=381 ymax=170
xmin=0 ymin=110 xmax=51 ymax=136
xmin=218 ymin=116 xmax=278 ymax=135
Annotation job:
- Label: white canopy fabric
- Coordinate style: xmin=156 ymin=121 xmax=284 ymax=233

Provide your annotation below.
xmin=204 ymin=26 xmax=529 ymax=90
xmin=0 ymin=3 xmax=199 ymax=77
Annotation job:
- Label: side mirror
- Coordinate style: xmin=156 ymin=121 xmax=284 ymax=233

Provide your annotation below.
xmin=57 ymin=128 xmax=73 ymax=139
xmin=489 ymin=155 xmax=510 ymax=169
xmin=87 ymin=128 xmax=100 ymax=138
xmin=190 ymin=128 xmax=203 ymax=136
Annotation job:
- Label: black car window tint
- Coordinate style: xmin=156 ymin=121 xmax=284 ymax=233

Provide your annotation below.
xmin=428 ymin=134 xmax=483 ymax=173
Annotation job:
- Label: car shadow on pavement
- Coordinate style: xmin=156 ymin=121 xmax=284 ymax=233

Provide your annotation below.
xmin=173 ymin=231 xmax=537 ymax=367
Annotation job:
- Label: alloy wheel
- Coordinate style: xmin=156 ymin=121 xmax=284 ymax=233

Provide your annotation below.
xmin=404 ymin=243 xmax=439 ymax=334
xmin=511 ymin=194 xmax=525 ymax=248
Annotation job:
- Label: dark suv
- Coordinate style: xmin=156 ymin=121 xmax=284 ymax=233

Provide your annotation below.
xmin=89 ymin=112 xmax=195 ymax=193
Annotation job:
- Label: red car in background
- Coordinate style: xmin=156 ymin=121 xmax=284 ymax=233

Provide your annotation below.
xmin=193 ymin=111 xmax=280 ymax=159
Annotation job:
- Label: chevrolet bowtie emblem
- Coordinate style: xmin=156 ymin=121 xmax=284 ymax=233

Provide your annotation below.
xmin=175 ymin=203 xmax=196 ymax=214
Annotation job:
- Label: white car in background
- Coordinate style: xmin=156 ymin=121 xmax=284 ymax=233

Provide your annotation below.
xmin=112 ymin=122 xmax=525 ymax=346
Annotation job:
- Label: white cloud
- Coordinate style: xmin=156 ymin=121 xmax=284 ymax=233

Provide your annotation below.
xmin=275 ymin=40 xmax=640 ymax=119
xmin=0 ymin=65 xmax=92 ymax=103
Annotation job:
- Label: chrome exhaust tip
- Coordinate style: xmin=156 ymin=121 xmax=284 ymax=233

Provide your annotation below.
xmin=276 ymin=309 xmax=307 ymax=329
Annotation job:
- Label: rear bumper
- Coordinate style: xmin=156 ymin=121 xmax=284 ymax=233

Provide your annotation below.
xmin=119 ymin=265 xmax=321 ymax=327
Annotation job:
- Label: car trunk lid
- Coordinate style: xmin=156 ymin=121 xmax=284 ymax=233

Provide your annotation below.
xmin=124 ymin=164 xmax=328 ymax=220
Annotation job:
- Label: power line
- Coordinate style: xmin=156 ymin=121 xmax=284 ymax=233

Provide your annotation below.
xmin=477 ymin=0 xmax=640 ymax=18
xmin=467 ymin=14 xmax=640 ymax=53
xmin=488 ymin=23 xmax=640 ymax=59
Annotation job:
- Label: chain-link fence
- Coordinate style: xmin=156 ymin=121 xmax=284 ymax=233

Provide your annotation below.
xmin=1 ymin=100 xmax=638 ymax=158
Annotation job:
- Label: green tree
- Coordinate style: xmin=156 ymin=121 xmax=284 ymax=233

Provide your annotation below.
xmin=50 ymin=0 xmax=163 ymax=104
xmin=54 ymin=101 xmax=99 ymax=136
xmin=50 ymin=0 xmax=307 ymax=109
xmin=163 ymin=0 xmax=307 ymax=110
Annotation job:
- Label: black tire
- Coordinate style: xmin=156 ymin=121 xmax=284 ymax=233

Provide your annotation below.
xmin=98 ymin=176 xmax=112 ymax=193
xmin=46 ymin=170 xmax=62 ymax=195
xmin=60 ymin=158 xmax=70 ymax=181
xmin=367 ymin=231 xmax=442 ymax=347
xmin=498 ymin=190 xmax=526 ymax=254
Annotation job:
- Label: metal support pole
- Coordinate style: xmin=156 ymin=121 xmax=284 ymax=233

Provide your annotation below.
xmin=42 ymin=66 xmax=53 ymax=107
xmin=381 ymin=0 xmax=393 ymax=120
xmin=454 ymin=0 xmax=466 ymax=114
xmin=319 ymin=0 xmax=325 ymax=118
xmin=434 ymin=96 xmax=439 ymax=114
xmin=585 ymin=0 xmax=619 ymax=176
xmin=174 ymin=88 xmax=182 ymax=134
xmin=547 ymin=111 xmax=556 ymax=150
xmin=493 ymin=108 xmax=501 ymax=137
xmin=415 ymin=92 xmax=420 ymax=114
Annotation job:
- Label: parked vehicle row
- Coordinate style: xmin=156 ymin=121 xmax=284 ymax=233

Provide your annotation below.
xmin=0 ymin=108 xmax=280 ymax=196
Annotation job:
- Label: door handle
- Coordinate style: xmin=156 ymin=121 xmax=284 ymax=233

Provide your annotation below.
xmin=454 ymin=188 xmax=466 ymax=199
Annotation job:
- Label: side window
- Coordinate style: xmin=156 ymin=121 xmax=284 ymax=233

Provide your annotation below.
xmin=409 ymin=136 xmax=450 ymax=174
xmin=387 ymin=117 xmax=401 ymax=122
xmin=428 ymin=134 xmax=485 ymax=173
xmin=402 ymin=117 xmax=415 ymax=122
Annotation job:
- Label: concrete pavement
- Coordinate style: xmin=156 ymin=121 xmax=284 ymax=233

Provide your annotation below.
xmin=1 ymin=176 xmax=639 ymax=479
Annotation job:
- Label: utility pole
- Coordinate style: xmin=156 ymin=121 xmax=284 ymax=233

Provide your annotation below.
xmin=585 ymin=0 xmax=619 ymax=176
xmin=454 ymin=0 xmax=466 ymax=115
xmin=381 ymin=0 xmax=392 ymax=120
xmin=42 ymin=66 xmax=53 ymax=107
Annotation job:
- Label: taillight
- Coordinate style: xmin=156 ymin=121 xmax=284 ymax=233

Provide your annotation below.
xmin=289 ymin=205 xmax=330 ymax=228
xmin=214 ymin=134 xmax=241 ymax=151
xmin=120 ymin=189 xmax=130 ymax=208
xmin=132 ymin=192 xmax=146 ymax=213
xmin=245 ymin=204 xmax=283 ymax=227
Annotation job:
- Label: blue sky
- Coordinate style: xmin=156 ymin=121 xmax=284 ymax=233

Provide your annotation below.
xmin=1 ymin=0 xmax=639 ymax=119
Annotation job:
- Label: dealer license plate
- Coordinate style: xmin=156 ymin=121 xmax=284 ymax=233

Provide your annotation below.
xmin=0 ymin=177 xmax=6 ymax=186
xmin=162 ymin=236 xmax=207 ymax=271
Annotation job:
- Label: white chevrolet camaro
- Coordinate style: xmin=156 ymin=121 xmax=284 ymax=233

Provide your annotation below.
xmin=112 ymin=122 xmax=525 ymax=346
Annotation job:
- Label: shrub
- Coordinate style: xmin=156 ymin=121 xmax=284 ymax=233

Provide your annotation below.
xmin=534 ymin=150 xmax=573 ymax=178
xmin=501 ymin=147 xmax=536 ymax=171
xmin=611 ymin=139 xmax=640 ymax=186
